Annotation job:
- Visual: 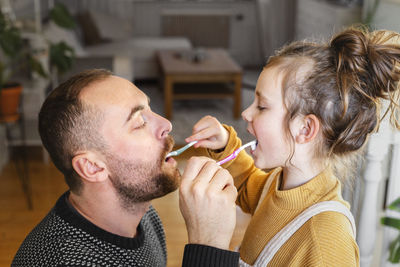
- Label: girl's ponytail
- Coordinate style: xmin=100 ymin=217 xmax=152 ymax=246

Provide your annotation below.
xmin=330 ymin=28 xmax=400 ymax=130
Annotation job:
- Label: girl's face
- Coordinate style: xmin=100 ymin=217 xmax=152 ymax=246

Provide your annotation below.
xmin=242 ymin=67 xmax=292 ymax=169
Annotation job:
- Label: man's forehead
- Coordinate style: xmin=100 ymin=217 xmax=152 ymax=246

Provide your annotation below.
xmin=80 ymin=76 xmax=147 ymax=105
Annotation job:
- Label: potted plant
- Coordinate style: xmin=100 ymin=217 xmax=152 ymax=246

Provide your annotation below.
xmin=381 ymin=196 xmax=400 ymax=263
xmin=0 ymin=10 xmax=46 ymax=122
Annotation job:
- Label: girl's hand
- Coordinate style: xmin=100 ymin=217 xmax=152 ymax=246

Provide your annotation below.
xmin=186 ymin=115 xmax=229 ymax=150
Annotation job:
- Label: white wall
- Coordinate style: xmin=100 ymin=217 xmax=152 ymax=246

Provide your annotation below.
xmin=295 ymin=0 xmax=362 ymax=41
xmin=372 ymin=0 xmax=400 ymax=32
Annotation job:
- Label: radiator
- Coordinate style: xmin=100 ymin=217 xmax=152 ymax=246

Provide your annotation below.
xmin=161 ymin=10 xmax=231 ymax=48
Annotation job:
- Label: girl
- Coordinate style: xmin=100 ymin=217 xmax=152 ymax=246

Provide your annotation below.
xmin=185 ymin=28 xmax=400 ymax=266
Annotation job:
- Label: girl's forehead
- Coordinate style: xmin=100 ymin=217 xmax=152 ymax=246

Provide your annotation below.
xmin=256 ymin=67 xmax=285 ymax=96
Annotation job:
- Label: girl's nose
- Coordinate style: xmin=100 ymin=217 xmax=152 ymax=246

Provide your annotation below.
xmin=242 ymin=106 xmax=252 ymax=122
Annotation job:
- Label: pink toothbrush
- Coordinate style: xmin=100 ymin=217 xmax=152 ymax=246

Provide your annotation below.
xmin=217 ymin=140 xmax=257 ymax=165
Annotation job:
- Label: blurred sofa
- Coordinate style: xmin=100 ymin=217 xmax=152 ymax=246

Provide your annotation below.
xmin=44 ymin=10 xmax=192 ymax=81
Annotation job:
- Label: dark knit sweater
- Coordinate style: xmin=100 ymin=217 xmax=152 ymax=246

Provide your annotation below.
xmin=12 ymin=192 xmax=239 ymax=267
xmin=12 ymin=192 xmax=167 ymax=266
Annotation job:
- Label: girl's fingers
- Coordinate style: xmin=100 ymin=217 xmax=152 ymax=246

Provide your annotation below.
xmin=187 ymin=127 xmax=217 ymax=144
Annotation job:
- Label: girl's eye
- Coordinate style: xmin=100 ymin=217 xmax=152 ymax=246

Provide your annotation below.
xmin=257 ymin=106 xmax=266 ymax=111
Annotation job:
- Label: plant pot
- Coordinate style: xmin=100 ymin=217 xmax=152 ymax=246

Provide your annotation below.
xmin=0 ymin=83 xmax=23 ymax=122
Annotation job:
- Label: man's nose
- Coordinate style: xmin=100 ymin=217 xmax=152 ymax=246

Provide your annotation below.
xmin=153 ymin=112 xmax=172 ymax=139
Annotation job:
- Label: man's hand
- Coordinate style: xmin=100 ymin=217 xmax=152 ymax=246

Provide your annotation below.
xmin=185 ymin=115 xmax=229 ymax=151
xmin=179 ymin=157 xmax=237 ymax=250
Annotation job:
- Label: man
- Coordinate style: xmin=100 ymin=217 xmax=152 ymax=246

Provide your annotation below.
xmin=12 ymin=69 xmax=239 ymax=266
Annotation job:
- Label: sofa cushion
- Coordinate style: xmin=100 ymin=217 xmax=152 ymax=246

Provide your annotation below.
xmin=90 ymin=11 xmax=134 ymax=41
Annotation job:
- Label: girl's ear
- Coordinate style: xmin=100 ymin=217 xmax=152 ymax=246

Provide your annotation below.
xmin=295 ymin=114 xmax=320 ymax=144
xmin=71 ymin=152 xmax=108 ymax=183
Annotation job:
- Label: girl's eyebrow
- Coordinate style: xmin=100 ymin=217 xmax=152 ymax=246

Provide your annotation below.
xmin=256 ymin=90 xmax=270 ymax=102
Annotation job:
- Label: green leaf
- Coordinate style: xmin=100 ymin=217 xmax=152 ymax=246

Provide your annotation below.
xmin=29 ymin=57 xmax=47 ymax=78
xmin=0 ymin=26 xmax=23 ymax=56
xmin=50 ymin=42 xmax=75 ymax=74
xmin=49 ymin=3 xmax=76 ymax=29
xmin=388 ymin=234 xmax=400 ymax=263
xmin=389 ymin=197 xmax=400 ymax=213
xmin=0 ymin=11 xmax=7 ymax=32
xmin=381 ymin=217 xmax=400 ymax=230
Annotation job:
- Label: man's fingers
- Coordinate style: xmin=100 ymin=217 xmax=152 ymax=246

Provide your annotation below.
xmin=207 ymin=168 xmax=233 ymax=192
xmin=207 ymin=169 xmax=238 ymax=201
xmin=192 ymin=160 xmax=221 ymax=186
xmin=222 ymin=183 xmax=238 ymax=203
xmin=181 ymin=157 xmax=215 ymax=183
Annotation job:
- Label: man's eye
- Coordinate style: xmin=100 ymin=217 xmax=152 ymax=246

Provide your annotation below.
xmin=134 ymin=121 xmax=147 ymax=129
xmin=133 ymin=114 xmax=148 ymax=130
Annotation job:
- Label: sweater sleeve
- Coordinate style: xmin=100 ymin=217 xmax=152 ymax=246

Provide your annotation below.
xmin=201 ymin=125 xmax=272 ymax=215
xmin=182 ymin=244 xmax=239 ymax=267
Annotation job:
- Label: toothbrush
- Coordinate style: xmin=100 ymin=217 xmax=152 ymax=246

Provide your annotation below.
xmin=166 ymin=141 xmax=198 ymax=158
xmin=217 ymin=140 xmax=257 ymax=165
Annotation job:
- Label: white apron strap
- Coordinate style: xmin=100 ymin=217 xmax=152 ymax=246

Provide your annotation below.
xmin=239 ymin=201 xmax=356 ymax=267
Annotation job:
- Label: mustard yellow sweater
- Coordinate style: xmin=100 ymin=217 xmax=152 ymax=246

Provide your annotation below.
xmin=202 ymin=125 xmax=359 ymax=267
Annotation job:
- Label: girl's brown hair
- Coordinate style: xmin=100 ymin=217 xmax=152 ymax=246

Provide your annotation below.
xmin=267 ymin=27 xmax=400 ymax=175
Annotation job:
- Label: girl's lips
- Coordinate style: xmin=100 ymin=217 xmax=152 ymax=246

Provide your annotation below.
xmin=250 ymin=140 xmax=258 ymax=155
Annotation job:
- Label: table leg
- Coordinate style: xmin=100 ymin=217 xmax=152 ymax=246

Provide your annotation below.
xmin=233 ymin=74 xmax=242 ymax=119
xmin=164 ymin=75 xmax=173 ymax=120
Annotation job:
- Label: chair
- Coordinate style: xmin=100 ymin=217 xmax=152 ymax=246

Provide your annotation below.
xmin=0 ymin=100 xmax=33 ymax=210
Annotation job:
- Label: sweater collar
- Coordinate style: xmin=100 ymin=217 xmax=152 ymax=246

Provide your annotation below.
xmin=54 ymin=191 xmax=146 ymax=249
xmin=271 ymin=168 xmax=340 ymax=210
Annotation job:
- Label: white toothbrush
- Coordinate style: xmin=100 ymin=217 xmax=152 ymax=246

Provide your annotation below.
xmin=217 ymin=140 xmax=257 ymax=165
xmin=166 ymin=141 xmax=198 ymax=158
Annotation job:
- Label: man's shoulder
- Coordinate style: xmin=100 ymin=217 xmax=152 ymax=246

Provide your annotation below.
xmin=12 ymin=209 xmax=70 ymax=266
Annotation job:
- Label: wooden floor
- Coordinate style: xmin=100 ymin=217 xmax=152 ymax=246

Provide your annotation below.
xmin=0 ymin=147 xmax=250 ymax=267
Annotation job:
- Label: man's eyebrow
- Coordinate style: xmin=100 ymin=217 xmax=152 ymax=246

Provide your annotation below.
xmin=125 ymin=105 xmax=145 ymax=125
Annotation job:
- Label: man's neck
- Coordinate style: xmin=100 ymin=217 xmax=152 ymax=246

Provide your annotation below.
xmin=68 ymin=190 xmax=150 ymax=238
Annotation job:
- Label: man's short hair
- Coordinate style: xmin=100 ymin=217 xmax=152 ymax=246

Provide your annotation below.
xmin=39 ymin=69 xmax=112 ymax=193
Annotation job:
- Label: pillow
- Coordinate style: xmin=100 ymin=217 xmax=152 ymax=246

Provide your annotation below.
xmin=76 ymin=11 xmax=110 ymax=46
xmin=90 ymin=11 xmax=134 ymax=40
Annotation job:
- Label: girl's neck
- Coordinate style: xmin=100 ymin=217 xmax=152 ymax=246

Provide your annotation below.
xmin=280 ymin=164 xmax=325 ymax=190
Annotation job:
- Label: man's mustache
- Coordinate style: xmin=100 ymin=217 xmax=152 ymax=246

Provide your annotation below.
xmin=163 ymin=135 xmax=175 ymax=158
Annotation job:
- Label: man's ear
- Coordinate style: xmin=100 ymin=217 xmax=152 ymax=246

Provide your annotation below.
xmin=71 ymin=152 xmax=108 ymax=183
xmin=295 ymin=114 xmax=320 ymax=144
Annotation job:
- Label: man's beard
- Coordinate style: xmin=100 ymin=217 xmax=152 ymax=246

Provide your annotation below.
xmin=106 ymin=136 xmax=180 ymax=210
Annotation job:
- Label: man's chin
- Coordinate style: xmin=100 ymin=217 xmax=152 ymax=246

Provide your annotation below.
xmin=159 ymin=167 xmax=181 ymax=190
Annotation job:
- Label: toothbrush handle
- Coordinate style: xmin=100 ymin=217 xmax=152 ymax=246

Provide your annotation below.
xmin=216 ymin=140 xmax=256 ymax=165
xmin=217 ymin=152 xmax=237 ymax=165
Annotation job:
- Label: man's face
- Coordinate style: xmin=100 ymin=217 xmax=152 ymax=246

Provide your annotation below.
xmin=81 ymin=76 xmax=180 ymax=208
